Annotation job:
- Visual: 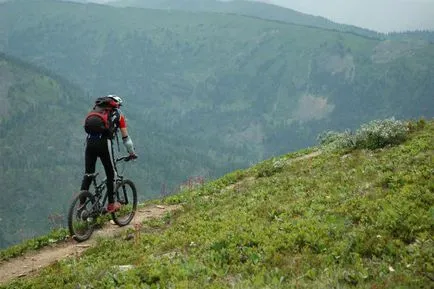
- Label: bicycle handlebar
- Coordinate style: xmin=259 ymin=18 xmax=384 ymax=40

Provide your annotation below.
xmin=115 ymin=155 xmax=137 ymax=162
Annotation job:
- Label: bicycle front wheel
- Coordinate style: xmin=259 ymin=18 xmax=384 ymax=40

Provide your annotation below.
xmin=68 ymin=190 xmax=96 ymax=242
xmin=112 ymin=179 xmax=137 ymax=226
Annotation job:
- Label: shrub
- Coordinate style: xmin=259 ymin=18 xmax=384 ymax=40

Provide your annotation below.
xmin=318 ymin=118 xmax=410 ymax=151
xmin=354 ymin=118 xmax=409 ymax=150
xmin=254 ymin=158 xmax=285 ymax=178
xmin=317 ymin=129 xmax=355 ymax=150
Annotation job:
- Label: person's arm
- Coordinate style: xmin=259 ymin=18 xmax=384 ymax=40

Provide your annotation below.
xmin=120 ymin=127 xmax=129 ymax=138
xmin=119 ymin=115 xmax=136 ymax=157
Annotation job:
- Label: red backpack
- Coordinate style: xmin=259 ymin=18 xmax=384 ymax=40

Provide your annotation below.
xmin=84 ymin=97 xmax=118 ymax=135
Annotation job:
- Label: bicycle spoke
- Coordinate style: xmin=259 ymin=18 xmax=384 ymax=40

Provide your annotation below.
xmin=68 ymin=191 xmax=96 ymax=242
xmin=112 ymin=180 xmax=137 ymax=226
xmin=119 ymin=185 xmax=129 ymax=205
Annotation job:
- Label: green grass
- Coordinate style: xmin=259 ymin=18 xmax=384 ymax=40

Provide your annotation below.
xmin=1 ymin=120 xmax=433 ymax=288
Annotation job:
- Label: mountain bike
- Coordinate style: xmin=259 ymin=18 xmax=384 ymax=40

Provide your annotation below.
xmin=68 ymin=155 xmax=137 ymax=242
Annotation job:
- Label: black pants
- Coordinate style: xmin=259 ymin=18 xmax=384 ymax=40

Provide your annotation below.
xmin=81 ymin=137 xmax=117 ymax=203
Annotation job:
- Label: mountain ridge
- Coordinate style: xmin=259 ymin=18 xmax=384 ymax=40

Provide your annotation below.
xmin=110 ymin=0 xmax=382 ymax=38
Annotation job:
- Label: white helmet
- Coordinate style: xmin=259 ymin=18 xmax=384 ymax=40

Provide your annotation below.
xmin=107 ymin=94 xmax=123 ymax=106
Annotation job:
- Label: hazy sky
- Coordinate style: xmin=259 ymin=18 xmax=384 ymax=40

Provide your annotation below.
xmin=266 ymin=0 xmax=434 ymax=32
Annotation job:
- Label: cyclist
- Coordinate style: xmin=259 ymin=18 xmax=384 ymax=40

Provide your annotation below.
xmin=80 ymin=94 xmax=137 ymax=213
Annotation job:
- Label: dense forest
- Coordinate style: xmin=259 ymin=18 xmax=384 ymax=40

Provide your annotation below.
xmin=0 ymin=53 xmax=86 ymax=248
xmin=0 ymin=0 xmax=433 ymax=247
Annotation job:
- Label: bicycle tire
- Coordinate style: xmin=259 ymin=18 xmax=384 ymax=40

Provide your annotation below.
xmin=112 ymin=179 xmax=137 ymax=226
xmin=67 ymin=190 xmax=96 ymax=242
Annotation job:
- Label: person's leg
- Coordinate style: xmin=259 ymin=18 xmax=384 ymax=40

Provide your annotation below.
xmin=99 ymin=139 xmax=119 ymax=210
xmin=80 ymin=141 xmax=98 ymax=204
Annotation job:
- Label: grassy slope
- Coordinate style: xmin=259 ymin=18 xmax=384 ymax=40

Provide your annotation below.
xmin=2 ymin=120 xmax=432 ymax=288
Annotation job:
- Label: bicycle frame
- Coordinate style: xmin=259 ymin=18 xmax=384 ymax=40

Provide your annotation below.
xmin=86 ymin=155 xmax=133 ymax=213
xmin=69 ymin=154 xmax=136 ymax=242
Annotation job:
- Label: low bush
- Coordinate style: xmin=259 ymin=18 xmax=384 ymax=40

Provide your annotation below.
xmin=318 ymin=118 xmax=410 ymax=151
xmin=354 ymin=118 xmax=409 ymax=149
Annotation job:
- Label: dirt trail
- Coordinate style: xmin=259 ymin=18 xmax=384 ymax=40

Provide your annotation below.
xmin=0 ymin=204 xmax=180 ymax=285
xmin=223 ymin=150 xmax=322 ymax=192
xmin=286 ymin=150 xmax=322 ymax=164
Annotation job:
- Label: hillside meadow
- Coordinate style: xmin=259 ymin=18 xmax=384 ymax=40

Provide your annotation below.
xmin=1 ymin=119 xmax=432 ymax=288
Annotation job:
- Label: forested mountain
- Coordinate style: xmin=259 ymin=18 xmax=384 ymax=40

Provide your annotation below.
xmin=1 ymin=0 xmax=433 ymax=146
xmin=388 ymin=30 xmax=434 ymax=43
xmin=1 ymin=0 xmax=434 ymax=246
xmin=0 ymin=53 xmax=86 ymax=248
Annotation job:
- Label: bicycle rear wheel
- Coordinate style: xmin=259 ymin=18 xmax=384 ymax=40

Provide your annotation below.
xmin=68 ymin=190 xmax=96 ymax=242
xmin=112 ymin=179 xmax=137 ymax=226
